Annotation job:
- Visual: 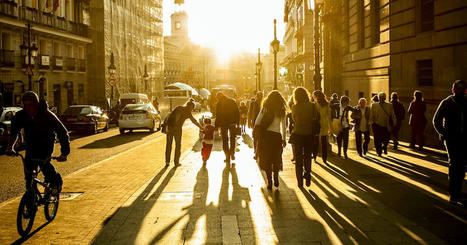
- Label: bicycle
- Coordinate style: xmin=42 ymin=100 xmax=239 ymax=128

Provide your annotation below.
xmin=15 ymin=153 xmax=60 ymax=237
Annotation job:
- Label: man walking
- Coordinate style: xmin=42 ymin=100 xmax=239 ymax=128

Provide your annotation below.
xmin=351 ymin=98 xmax=371 ymax=157
xmin=433 ymin=80 xmax=467 ymax=206
xmin=370 ymin=92 xmax=396 ymax=157
xmin=391 ymin=92 xmax=405 ymax=149
xmin=215 ymin=92 xmax=240 ymax=164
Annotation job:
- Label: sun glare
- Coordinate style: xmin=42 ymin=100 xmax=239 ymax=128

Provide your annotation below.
xmin=163 ymin=0 xmax=285 ymax=62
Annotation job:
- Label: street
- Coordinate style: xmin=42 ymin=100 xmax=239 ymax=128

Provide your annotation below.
xmin=0 ymin=118 xmax=466 ymax=244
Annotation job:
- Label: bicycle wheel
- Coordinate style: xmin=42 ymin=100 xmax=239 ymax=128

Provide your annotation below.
xmin=44 ymin=192 xmax=60 ymax=221
xmin=17 ymin=193 xmax=36 ymax=237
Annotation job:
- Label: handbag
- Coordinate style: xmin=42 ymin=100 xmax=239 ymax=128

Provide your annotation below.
xmin=232 ymin=125 xmax=242 ymax=136
xmin=254 ymin=108 xmax=274 ymax=134
xmin=379 ymin=103 xmax=394 ymax=132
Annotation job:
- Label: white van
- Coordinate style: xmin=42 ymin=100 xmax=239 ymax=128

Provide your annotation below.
xmin=120 ymin=93 xmax=149 ymax=107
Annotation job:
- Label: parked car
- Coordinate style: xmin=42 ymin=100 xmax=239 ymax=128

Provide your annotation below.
xmin=60 ymin=105 xmax=109 ymax=134
xmin=0 ymin=107 xmax=25 ymax=151
xmin=118 ymin=103 xmax=161 ymax=134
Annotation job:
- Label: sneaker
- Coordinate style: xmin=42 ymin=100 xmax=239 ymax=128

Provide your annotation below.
xmin=231 ymin=154 xmax=235 ymax=160
xmin=175 ymin=163 xmax=182 ymax=167
xmin=165 ymin=162 xmax=170 ymax=167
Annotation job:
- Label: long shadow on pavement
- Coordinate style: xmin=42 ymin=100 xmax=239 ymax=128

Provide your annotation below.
xmin=92 ymin=166 xmax=177 ymax=244
xmin=80 ymin=132 xmax=151 ymax=149
xmin=11 ymin=221 xmax=51 ymax=245
xmin=314 ymin=154 xmax=467 ymax=244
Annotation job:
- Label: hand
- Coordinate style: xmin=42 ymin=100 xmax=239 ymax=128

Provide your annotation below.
xmin=5 ymin=148 xmax=16 ymax=157
xmin=56 ymin=155 xmax=67 ymax=162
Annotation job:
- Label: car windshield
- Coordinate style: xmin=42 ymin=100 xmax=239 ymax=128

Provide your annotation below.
xmin=124 ymin=105 xmax=148 ymax=111
xmin=64 ymin=107 xmax=92 ymax=116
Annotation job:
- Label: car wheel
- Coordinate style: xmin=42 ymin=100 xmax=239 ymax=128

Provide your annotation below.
xmin=119 ymin=129 xmax=125 ymax=135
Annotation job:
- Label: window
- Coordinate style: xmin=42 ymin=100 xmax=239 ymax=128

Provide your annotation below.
xmin=419 ymin=0 xmax=434 ymax=32
xmin=371 ymin=0 xmax=380 ymax=44
xmin=358 ymin=0 xmax=365 ymax=49
xmin=1 ymin=32 xmax=11 ymax=50
xmin=417 ymin=59 xmax=433 ymax=86
xmin=175 ymin=21 xmax=181 ymax=30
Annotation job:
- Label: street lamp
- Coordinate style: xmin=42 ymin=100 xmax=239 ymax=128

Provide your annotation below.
xmin=108 ymin=52 xmax=116 ymax=101
xmin=143 ymin=64 xmax=149 ymax=93
xmin=313 ymin=0 xmax=324 ymax=91
xmin=256 ymin=48 xmax=262 ymax=92
xmin=20 ymin=23 xmax=39 ymax=90
xmin=270 ymin=19 xmax=280 ymax=90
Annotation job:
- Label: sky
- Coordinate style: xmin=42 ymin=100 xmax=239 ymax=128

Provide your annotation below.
xmin=163 ymin=0 xmax=286 ymax=61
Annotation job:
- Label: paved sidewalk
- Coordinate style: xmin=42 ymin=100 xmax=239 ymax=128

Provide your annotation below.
xmin=0 ymin=126 xmax=466 ymax=244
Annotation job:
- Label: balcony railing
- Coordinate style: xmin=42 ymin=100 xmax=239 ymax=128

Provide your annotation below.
xmin=77 ymin=59 xmax=85 ymax=72
xmin=18 ymin=6 xmax=88 ymax=37
xmin=0 ymin=0 xmax=18 ymax=18
xmin=65 ymin=58 xmax=75 ymax=71
xmin=0 ymin=49 xmax=15 ymax=68
xmin=52 ymin=56 xmax=63 ymax=70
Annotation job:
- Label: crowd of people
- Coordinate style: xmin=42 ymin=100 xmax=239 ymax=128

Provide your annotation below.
xmin=162 ymin=80 xmax=466 ymax=206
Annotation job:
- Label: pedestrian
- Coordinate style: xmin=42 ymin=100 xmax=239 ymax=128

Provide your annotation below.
xmin=255 ymin=91 xmax=287 ymax=190
xmin=433 ymin=80 xmax=467 ymax=207
xmin=336 ymin=96 xmax=353 ymax=159
xmin=165 ymin=100 xmax=202 ymax=167
xmin=351 ymin=98 xmax=371 ymax=157
xmin=391 ymin=92 xmax=405 ymax=149
xmin=313 ymin=90 xmax=332 ymax=164
xmin=289 ymin=87 xmax=320 ymax=187
xmin=372 ymin=94 xmax=379 ymax=104
xmin=370 ymin=92 xmax=396 ymax=157
xmin=408 ymin=90 xmax=427 ymax=150
xmin=215 ymin=92 xmax=240 ymax=164
xmin=330 ymin=93 xmax=340 ymax=143
xmin=249 ymin=91 xmax=263 ymax=159
xmin=200 ymin=118 xmax=215 ymax=166
xmin=239 ymin=101 xmax=248 ymax=134
xmin=286 ymin=97 xmax=295 ymax=162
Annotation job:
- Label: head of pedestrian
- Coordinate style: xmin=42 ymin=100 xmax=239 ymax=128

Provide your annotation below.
xmin=293 ymin=87 xmax=310 ymax=105
xmin=340 ymin=96 xmax=350 ymax=107
xmin=372 ymin=95 xmax=379 ymax=103
xmin=185 ymin=100 xmax=195 ymax=111
xmin=263 ymin=90 xmax=286 ymax=117
xmin=413 ymin=90 xmax=423 ymax=102
xmin=358 ymin=98 xmax=367 ymax=108
xmin=22 ymin=91 xmax=39 ymax=117
xmin=204 ymin=117 xmax=212 ymax=125
xmin=452 ymin=80 xmax=466 ymax=98
xmin=313 ymin=90 xmax=328 ymax=107
xmin=216 ymin=92 xmax=225 ymax=102
xmin=331 ymin=93 xmax=338 ymax=101
xmin=256 ymin=91 xmax=263 ymax=102
xmin=378 ymin=92 xmax=386 ymax=103
xmin=391 ymin=92 xmax=398 ymax=102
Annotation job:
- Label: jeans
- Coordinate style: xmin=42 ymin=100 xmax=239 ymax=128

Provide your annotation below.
xmin=24 ymin=159 xmax=61 ymax=209
xmin=337 ymin=128 xmax=350 ymax=155
xmin=392 ymin=120 xmax=402 ymax=148
xmin=166 ymin=130 xmax=182 ymax=164
xmin=373 ymin=124 xmax=389 ymax=155
xmin=410 ymin=123 xmax=425 ymax=148
xmin=220 ymin=125 xmax=236 ymax=160
xmin=312 ymin=135 xmax=319 ymax=159
xmin=445 ymin=139 xmax=467 ymax=199
xmin=320 ymin=136 xmax=328 ymax=162
xmin=355 ymin=130 xmax=370 ymax=155
xmin=293 ymin=140 xmax=313 ymax=185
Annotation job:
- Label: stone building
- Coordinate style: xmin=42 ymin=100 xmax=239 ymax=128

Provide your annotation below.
xmin=163 ymin=10 xmax=215 ymax=90
xmin=282 ymin=0 xmax=315 ymax=91
xmin=88 ymin=0 xmax=164 ymax=107
xmin=0 ymin=0 xmax=91 ymax=113
xmin=321 ymin=0 xmax=467 ymax=146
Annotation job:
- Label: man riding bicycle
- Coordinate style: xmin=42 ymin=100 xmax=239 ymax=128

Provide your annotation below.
xmin=6 ymin=91 xmax=69 ymax=199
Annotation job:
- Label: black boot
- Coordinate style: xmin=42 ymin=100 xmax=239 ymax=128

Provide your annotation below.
xmin=273 ymin=172 xmax=279 ymax=187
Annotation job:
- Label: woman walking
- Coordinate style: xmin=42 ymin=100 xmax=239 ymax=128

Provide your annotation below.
xmin=351 ymin=98 xmax=371 ymax=157
xmin=255 ymin=91 xmax=287 ymax=190
xmin=408 ymin=90 xmax=427 ymax=150
xmin=313 ymin=91 xmax=332 ymax=164
xmin=289 ymin=87 xmax=320 ymax=187
xmin=336 ymin=96 xmax=353 ymax=159
xmin=239 ymin=101 xmax=248 ymax=134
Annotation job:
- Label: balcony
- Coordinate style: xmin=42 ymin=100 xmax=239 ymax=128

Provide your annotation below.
xmin=65 ymin=58 xmax=75 ymax=71
xmin=0 ymin=0 xmax=18 ymax=18
xmin=0 ymin=49 xmax=15 ymax=68
xmin=18 ymin=6 xmax=88 ymax=37
xmin=52 ymin=56 xmax=63 ymax=71
xmin=77 ymin=59 xmax=86 ymax=72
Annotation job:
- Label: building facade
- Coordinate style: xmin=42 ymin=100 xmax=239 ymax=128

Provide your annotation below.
xmin=0 ymin=0 xmax=91 ymax=113
xmin=88 ymin=0 xmax=164 ymax=107
xmin=322 ymin=0 xmax=467 ymax=147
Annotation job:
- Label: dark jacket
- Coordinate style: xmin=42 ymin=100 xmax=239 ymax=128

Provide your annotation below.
xmin=248 ymin=99 xmax=261 ymax=128
xmin=215 ymin=97 xmax=240 ymax=127
xmin=291 ymin=101 xmax=320 ymax=135
xmin=351 ymin=106 xmax=370 ymax=131
xmin=392 ymin=100 xmax=405 ymax=122
xmin=338 ymin=105 xmax=354 ymax=129
xmin=408 ymin=100 xmax=426 ymax=126
xmin=11 ymin=106 xmax=70 ymax=159
xmin=330 ymin=103 xmax=340 ymax=119
xmin=433 ymin=95 xmax=467 ymax=141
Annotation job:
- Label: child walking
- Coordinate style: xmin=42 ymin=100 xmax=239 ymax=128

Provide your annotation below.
xmin=201 ymin=118 xmax=216 ymax=165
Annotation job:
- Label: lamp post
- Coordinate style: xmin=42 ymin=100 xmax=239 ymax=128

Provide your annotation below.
xmin=108 ymin=52 xmax=116 ymax=101
xmin=270 ymin=19 xmax=280 ymax=91
xmin=313 ymin=0 xmax=323 ymax=91
xmin=143 ymin=64 xmax=149 ymax=93
xmin=256 ymin=48 xmax=262 ymax=92
xmin=20 ymin=23 xmax=38 ymax=90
